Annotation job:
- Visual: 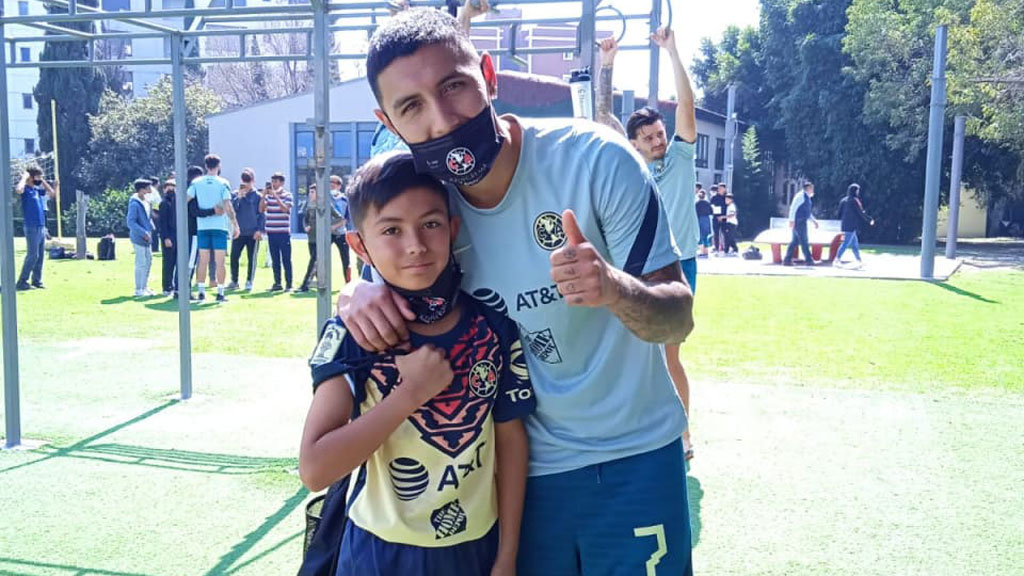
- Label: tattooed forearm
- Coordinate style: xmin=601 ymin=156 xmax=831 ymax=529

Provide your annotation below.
xmin=607 ymin=263 xmax=694 ymax=343
xmin=596 ymin=65 xmax=625 ymax=135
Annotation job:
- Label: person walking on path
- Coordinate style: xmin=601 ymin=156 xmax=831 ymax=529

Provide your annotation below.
xmin=784 ymin=181 xmax=819 ymax=266
xmin=835 ymin=183 xmax=875 ymax=269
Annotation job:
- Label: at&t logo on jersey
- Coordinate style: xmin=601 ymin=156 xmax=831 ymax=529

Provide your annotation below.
xmin=533 ymin=211 xmax=566 ymax=251
xmin=388 ymin=457 xmax=430 ymax=501
xmin=446 ymin=147 xmax=476 ymax=176
xmin=469 ymin=360 xmax=498 ymax=398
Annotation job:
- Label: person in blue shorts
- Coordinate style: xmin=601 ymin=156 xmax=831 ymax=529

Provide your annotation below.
xmin=301 ymin=152 xmax=534 ymax=576
xmin=336 ymin=8 xmax=695 ymax=575
xmin=187 ymin=154 xmax=238 ymax=302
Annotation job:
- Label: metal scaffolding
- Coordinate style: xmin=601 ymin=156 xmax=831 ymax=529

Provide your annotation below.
xmin=1 ymin=0 xmax=668 ymax=448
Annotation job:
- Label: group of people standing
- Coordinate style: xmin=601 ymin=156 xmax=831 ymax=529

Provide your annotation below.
xmin=126 ymin=154 xmax=354 ymax=299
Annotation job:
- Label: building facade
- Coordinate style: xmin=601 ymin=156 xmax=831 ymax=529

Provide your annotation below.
xmin=4 ymin=0 xmax=43 ymax=158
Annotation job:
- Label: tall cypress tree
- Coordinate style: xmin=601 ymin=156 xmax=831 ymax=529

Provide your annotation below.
xmin=33 ymin=0 xmax=107 ymax=209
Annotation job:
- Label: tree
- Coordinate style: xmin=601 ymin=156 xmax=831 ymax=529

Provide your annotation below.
xmin=78 ymin=77 xmax=223 ymax=195
xmin=33 ymin=0 xmax=107 ymax=211
xmin=736 ymin=127 xmax=774 ymax=238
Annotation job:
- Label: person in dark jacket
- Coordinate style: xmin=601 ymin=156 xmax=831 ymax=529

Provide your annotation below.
xmin=709 ymin=183 xmax=728 ymax=254
xmin=228 ymin=169 xmax=265 ymax=291
xmin=783 ymin=181 xmax=819 ymax=266
xmin=158 ymin=179 xmax=178 ymax=295
xmin=835 ymin=183 xmax=874 ymax=268
xmin=695 ymin=185 xmax=713 ymax=258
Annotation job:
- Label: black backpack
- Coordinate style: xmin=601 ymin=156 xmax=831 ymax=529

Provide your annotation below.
xmin=742 ymin=245 xmax=763 ymax=260
xmin=97 ymin=237 xmax=116 ymax=261
xmin=298 ymin=474 xmax=350 ymax=576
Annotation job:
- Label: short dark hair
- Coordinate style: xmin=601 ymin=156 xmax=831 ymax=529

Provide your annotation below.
xmin=626 ymin=107 xmax=664 ymax=140
xmin=134 ymin=178 xmax=152 ymax=191
xmin=366 ymin=8 xmax=479 ymax=104
xmin=187 ymin=165 xmax=204 ymax=183
xmin=204 ymin=154 xmax=221 ymax=170
xmin=240 ymin=169 xmax=254 ymax=183
xmin=149 ymin=176 xmax=160 ymax=186
xmin=803 ymin=181 xmax=814 ymax=190
xmin=848 ymin=183 xmax=860 ymax=196
xmin=347 ymin=152 xmax=449 ymax=230
xmin=695 ymin=183 xmax=703 ymax=190
xmin=709 ymin=183 xmax=718 ymax=191
xmin=271 ymin=172 xmax=285 ymax=182
xmin=25 ymin=165 xmax=43 ymax=178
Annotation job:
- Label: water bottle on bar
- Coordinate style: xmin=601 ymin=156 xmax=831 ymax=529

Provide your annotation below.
xmin=569 ymin=67 xmax=593 ymax=120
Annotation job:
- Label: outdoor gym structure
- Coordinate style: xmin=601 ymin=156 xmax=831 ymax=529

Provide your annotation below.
xmin=1 ymin=0 xmax=676 ymax=448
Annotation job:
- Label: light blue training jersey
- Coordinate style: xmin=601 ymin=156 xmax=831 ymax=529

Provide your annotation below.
xmin=649 ymin=137 xmax=699 ymax=260
xmin=188 ymin=175 xmax=232 ymax=232
xmin=451 ymin=117 xmax=687 ymax=477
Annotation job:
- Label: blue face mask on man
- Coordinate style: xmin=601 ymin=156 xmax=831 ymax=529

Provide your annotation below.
xmin=399 ymin=105 xmax=505 ymax=187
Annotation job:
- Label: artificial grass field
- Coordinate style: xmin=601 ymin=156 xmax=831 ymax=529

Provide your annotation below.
xmin=1 ymin=238 xmax=1022 ymax=575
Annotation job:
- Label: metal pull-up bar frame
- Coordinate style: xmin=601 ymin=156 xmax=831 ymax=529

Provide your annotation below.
xmin=1 ymin=0 xmax=669 ymax=449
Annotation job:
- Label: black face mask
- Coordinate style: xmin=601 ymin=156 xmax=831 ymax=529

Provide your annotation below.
xmin=364 ymin=247 xmax=464 ymax=325
xmin=33 ymin=179 xmax=42 ymax=186
xmin=403 ymin=105 xmax=504 ymax=187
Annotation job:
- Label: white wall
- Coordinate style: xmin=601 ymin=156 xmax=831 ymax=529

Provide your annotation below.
xmin=4 ymin=0 xmax=43 ymax=157
xmin=207 ymin=78 xmax=379 ymax=187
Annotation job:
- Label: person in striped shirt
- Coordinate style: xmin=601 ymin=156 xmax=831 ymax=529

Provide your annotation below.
xmin=260 ymin=172 xmax=294 ymax=291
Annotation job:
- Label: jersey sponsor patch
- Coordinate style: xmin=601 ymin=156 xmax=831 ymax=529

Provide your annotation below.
xmin=430 ymin=499 xmax=468 ymax=540
xmin=309 ymin=321 xmax=346 ymax=367
xmin=533 ymin=211 xmax=566 ymax=251
xmin=519 ymin=323 xmax=562 ymax=364
xmin=388 ymin=457 xmax=430 ymax=502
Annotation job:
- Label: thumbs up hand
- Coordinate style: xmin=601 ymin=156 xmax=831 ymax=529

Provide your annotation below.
xmin=550 ymin=209 xmax=620 ymax=308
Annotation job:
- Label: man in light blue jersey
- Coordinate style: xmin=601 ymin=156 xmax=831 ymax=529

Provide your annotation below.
xmin=598 ymin=30 xmax=701 ymax=460
xmin=335 ymin=8 xmax=695 ymax=575
xmin=188 ymin=154 xmax=238 ymax=302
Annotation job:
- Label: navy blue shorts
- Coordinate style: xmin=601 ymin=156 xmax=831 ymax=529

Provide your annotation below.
xmin=336 ymin=520 xmax=498 ymax=576
xmin=197 ymin=229 xmax=228 ymax=251
xmin=517 ymin=439 xmax=693 ymax=576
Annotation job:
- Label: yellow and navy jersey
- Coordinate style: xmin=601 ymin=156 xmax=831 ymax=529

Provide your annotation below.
xmin=309 ymin=295 xmax=535 ymax=548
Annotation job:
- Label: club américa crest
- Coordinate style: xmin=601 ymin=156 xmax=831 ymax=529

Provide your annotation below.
xmin=469 ymin=360 xmax=498 ymax=398
xmin=446 ymin=147 xmax=476 ymax=177
xmin=533 ymin=211 xmax=567 ymax=251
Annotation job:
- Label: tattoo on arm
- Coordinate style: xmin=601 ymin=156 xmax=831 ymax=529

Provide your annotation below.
xmin=608 ymin=263 xmax=694 ymax=343
xmin=596 ymin=66 xmax=625 ymax=135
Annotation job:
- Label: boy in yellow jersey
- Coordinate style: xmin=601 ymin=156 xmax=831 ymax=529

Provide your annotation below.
xmin=300 ymin=152 xmax=534 ymax=576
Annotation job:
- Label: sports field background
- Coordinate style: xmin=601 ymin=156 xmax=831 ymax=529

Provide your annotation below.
xmin=1 ymin=238 xmax=1021 ymax=575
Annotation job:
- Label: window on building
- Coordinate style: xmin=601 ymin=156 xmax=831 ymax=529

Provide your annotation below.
xmin=20 ymin=47 xmax=31 ymax=62
xmin=295 ymin=130 xmax=314 ymax=160
xmin=18 ymin=1 xmax=29 ymax=16
xmin=332 ymin=128 xmax=352 ymax=160
xmin=357 ymin=125 xmax=376 ymax=162
xmin=22 ymin=94 xmax=33 ymax=109
xmin=714 ymin=173 xmax=722 ymax=184
xmin=695 ymin=134 xmax=709 ymax=168
xmin=715 ymin=138 xmax=726 ymax=171
xmin=24 ymin=139 xmax=36 ymax=155
xmin=562 ymin=51 xmax=574 ymax=61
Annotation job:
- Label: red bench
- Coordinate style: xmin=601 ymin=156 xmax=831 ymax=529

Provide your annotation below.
xmin=753 ymin=218 xmax=844 ymax=264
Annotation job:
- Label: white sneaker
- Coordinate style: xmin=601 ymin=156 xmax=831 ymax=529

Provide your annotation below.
xmin=142 ymin=288 xmax=155 ymax=296
xmin=134 ymin=289 xmax=145 ymax=297
xmin=245 ymin=282 xmax=253 ymax=292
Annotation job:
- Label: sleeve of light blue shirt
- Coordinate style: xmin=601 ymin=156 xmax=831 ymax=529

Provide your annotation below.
xmin=592 ymin=138 xmax=681 ymax=277
xmin=789 ymin=192 xmax=805 ymax=220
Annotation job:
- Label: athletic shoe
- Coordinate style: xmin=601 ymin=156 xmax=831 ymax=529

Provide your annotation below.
xmin=285 ymin=284 xmax=293 ymax=292
xmin=31 ymin=282 xmax=45 ymax=289
xmin=296 ymin=285 xmax=310 ymax=293
xmin=226 ymin=282 xmax=239 ymax=290
xmin=163 ymin=291 xmax=173 ymax=296
xmin=269 ymin=284 xmax=283 ymax=292
xmin=197 ymin=292 xmax=206 ymax=302
xmin=215 ymin=293 xmax=227 ymax=303
xmin=142 ymin=288 xmax=155 ymax=296
xmin=245 ymin=282 xmax=253 ymax=292
xmin=15 ymin=282 xmax=31 ymax=291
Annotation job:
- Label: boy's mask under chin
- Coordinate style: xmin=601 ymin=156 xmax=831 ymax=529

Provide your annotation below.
xmin=363 ymin=245 xmax=464 ymax=325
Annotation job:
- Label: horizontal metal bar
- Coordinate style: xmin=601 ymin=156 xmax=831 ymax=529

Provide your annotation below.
xmin=44 ymin=0 xmax=179 ymax=34
xmin=4 ymin=25 xmax=322 ymax=44
xmin=8 ymin=57 xmax=172 ymax=68
xmin=1 ymin=4 xmax=313 ymax=25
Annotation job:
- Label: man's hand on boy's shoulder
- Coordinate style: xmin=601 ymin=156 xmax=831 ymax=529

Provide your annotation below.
xmin=394 ymin=344 xmax=453 ymax=408
xmin=336 ymin=279 xmax=416 ymax=352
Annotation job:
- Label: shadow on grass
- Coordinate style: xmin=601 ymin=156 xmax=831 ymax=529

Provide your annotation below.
xmin=143 ymin=299 xmax=220 ymax=312
xmin=68 ymin=443 xmax=297 ymax=475
xmin=931 ymin=281 xmax=999 ymax=304
xmin=240 ymin=290 xmax=280 ymax=300
xmin=100 ymin=295 xmax=165 ymax=305
xmin=688 ymin=474 xmax=703 ymax=548
xmin=0 ymin=400 xmax=178 ymax=476
xmin=0 ymin=558 xmax=158 ymax=576
xmin=203 ymin=486 xmax=309 ymax=576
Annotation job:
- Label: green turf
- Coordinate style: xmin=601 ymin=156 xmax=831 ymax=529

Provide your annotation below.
xmin=1 ymin=237 xmax=1021 ymax=575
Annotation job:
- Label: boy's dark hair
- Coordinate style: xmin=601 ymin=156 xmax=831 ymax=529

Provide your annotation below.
xmin=134 ymin=178 xmax=152 ymax=192
xmin=240 ymin=169 xmax=254 ymax=183
xmin=204 ymin=154 xmax=221 ymax=170
xmin=26 ymin=165 xmax=43 ymax=178
xmin=347 ymin=152 xmax=448 ymax=230
xmin=187 ymin=165 xmax=204 ymax=183
xmin=709 ymin=183 xmax=718 ymax=191
xmin=695 ymin=183 xmax=703 ymax=190
xmin=626 ymin=106 xmax=664 ymax=140
xmin=803 ymin=181 xmax=814 ymax=190
xmin=366 ymin=8 xmax=479 ymax=104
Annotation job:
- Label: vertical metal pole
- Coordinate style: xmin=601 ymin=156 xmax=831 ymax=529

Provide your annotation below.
xmin=647 ymin=0 xmax=661 ymax=110
xmin=724 ymin=84 xmax=737 ymax=191
xmin=945 ymin=115 xmax=966 ymax=259
xmin=171 ymin=34 xmax=192 ymax=400
xmin=920 ymin=25 xmax=947 ymax=279
xmin=50 ymin=99 xmax=63 ymax=239
xmin=313 ymin=0 xmax=332 ymax=329
xmin=579 ymin=0 xmax=595 ymax=113
xmin=1 ymin=18 xmax=23 ymax=449
xmin=622 ymin=89 xmax=635 ymax=127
